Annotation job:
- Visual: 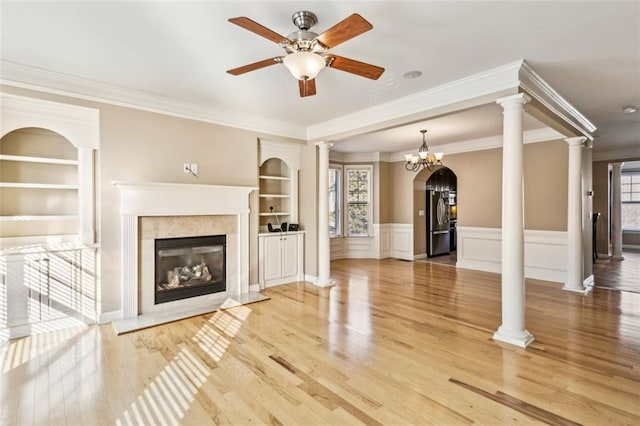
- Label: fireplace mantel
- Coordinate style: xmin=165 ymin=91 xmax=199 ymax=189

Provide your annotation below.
xmin=113 ymin=181 xmax=257 ymax=216
xmin=112 ymin=181 xmax=259 ymax=330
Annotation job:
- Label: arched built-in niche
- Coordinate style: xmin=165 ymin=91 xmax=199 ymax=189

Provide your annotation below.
xmin=0 ymin=128 xmax=79 ymax=239
xmin=412 ymin=166 xmax=457 ymax=258
xmin=258 ymin=140 xmax=302 ymax=232
xmin=0 ymin=93 xmax=99 ymax=245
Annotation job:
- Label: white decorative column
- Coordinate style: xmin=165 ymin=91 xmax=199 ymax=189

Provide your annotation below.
xmin=564 ymin=137 xmax=591 ymax=294
xmin=316 ymin=141 xmax=334 ymax=287
xmin=493 ymin=93 xmax=534 ymax=348
xmin=611 ymin=163 xmax=624 ymax=260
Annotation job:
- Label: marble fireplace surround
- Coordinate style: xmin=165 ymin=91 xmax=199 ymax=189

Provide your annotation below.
xmin=112 ymin=182 xmax=266 ymax=334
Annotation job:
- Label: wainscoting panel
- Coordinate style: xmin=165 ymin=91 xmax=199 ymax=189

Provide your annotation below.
xmin=330 ymin=224 xmax=413 ymax=261
xmin=457 ymin=226 xmax=568 ymax=284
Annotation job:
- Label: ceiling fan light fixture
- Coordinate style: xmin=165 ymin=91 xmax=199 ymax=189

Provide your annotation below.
xmin=283 ymin=51 xmax=326 ymax=80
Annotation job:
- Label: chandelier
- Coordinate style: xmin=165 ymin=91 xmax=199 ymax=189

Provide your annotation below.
xmin=404 ymin=129 xmax=444 ymax=172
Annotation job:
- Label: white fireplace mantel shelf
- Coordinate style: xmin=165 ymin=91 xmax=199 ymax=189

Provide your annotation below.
xmin=112 ymin=181 xmax=261 ymax=332
xmin=113 ymin=181 xmax=257 ymax=216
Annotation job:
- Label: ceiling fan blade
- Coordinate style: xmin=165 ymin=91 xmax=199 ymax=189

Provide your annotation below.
xmin=315 ymin=14 xmax=373 ymax=49
xmin=298 ymin=78 xmax=317 ymax=97
xmin=228 ymin=17 xmax=290 ymax=45
xmin=327 ymin=55 xmax=384 ymax=80
xmin=227 ymin=57 xmax=281 ymax=75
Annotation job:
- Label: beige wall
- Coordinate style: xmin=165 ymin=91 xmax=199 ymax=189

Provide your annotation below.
xmin=1 ymin=85 xmax=307 ymax=314
xmin=389 ymin=139 xmax=569 ymax=255
xmin=378 ymin=161 xmax=392 ymax=223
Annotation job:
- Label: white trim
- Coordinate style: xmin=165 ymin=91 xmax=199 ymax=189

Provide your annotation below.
xmin=308 ymin=61 xmax=523 ymax=141
xmin=623 ymin=244 xmax=640 ymax=250
xmin=519 ymin=61 xmax=596 ymax=138
xmin=98 ymin=310 xmax=122 ymax=324
xmin=1 ymin=61 xmax=306 ymax=140
xmin=584 ymin=275 xmax=595 ymax=288
xmin=304 ymin=274 xmax=318 ymax=284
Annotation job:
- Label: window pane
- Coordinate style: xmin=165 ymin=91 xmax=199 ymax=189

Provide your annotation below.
xmin=329 ymin=168 xmax=341 ymax=236
xmin=622 ymin=203 xmax=640 ymax=230
xmin=621 ymin=175 xmax=631 ymax=184
xmin=347 ymin=170 xmax=369 ymax=203
xmin=348 ymin=203 xmax=369 ymax=236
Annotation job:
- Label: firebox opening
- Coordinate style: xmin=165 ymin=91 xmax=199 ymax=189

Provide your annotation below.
xmin=154 ymin=234 xmax=226 ymax=305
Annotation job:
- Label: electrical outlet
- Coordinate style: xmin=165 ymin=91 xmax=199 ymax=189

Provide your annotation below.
xmin=183 ymin=163 xmax=191 ymax=173
xmin=190 ymin=163 xmax=198 ymax=175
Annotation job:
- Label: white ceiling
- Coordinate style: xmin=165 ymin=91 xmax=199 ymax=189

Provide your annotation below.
xmin=1 ymin=1 xmax=638 ymax=157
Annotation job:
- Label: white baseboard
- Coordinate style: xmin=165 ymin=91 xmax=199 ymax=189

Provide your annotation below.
xmin=304 ymin=274 xmax=318 ymax=284
xmin=622 ymin=244 xmax=640 ymax=250
xmin=584 ymin=275 xmax=594 ymax=288
xmin=99 ymin=310 xmax=122 ymax=324
xmin=249 ymin=283 xmax=261 ymax=292
xmin=597 ymin=252 xmax=610 ymax=259
xmin=413 ymin=253 xmax=427 ymax=260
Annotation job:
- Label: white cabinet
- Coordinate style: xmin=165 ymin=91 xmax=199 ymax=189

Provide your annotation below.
xmin=258 ymin=231 xmax=304 ymax=288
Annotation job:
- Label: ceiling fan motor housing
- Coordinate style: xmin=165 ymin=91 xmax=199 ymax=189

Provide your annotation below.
xmin=292 ymin=11 xmax=317 ymax=31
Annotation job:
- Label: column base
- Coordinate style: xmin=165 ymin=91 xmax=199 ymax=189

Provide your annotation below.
xmin=493 ymin=326 xmax=534 ymax=348
xmin=612 ymin=255 xmax=625 ymax=261
xmin=314 ymin=278 xmax=335 ymax=288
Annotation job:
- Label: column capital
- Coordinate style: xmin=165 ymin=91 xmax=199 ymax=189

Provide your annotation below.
xmin=315 ymin=141 xmax=334 ymax=150
xmin=496 ymin=92 xmax=531 ymax=108
xmin=611 ymin=162 xmax=623 ymax=170
xmin=565 ymin=136 xmax=587 ymax=147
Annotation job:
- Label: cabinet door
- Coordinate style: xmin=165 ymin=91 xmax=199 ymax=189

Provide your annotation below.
xmin=263 ymin=236 xmax=282 ymax=281
xmin=280 ymin=235 xmax=298 ymax=279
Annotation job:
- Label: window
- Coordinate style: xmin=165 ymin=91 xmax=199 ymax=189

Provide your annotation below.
xmin=329 ymin=165 xmax=342 ymax=237
xmin=622 ymin=172 xmax=640 ymax=230
xmin=345 ymin=165 xmax=372 ymax=237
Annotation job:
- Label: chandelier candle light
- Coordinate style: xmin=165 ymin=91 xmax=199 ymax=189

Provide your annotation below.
xmin=405 ymin=130 xmax=444 ymax=172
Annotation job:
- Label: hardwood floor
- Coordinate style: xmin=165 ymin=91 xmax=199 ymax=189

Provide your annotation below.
xmin=593 ymin=249 xmax=640 ymax=293
xmin=1 ymin=258 xmax=639 ymax=425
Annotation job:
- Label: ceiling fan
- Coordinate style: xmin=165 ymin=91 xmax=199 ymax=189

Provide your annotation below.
xmin=226 ymin=11 xmax=385 ymax=97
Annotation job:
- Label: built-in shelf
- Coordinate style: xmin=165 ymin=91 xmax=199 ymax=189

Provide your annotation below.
xmin=0 ymin=154 xmax=78 ymax=166
xmin=0 ymin=215 xmax=78 ymax=222
xmin=0 ymin=182 xmax=78 ymax=189
xmin=259 ymin=175 xmax=291 ymax=181
xmin=259 ymin=212 xmax=291 ymax=216
xmin=259 ymin=194 xmax=291 ymax=198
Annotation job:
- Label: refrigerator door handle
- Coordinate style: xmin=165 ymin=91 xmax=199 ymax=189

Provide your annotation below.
xmin=433 ymin=230 xmax=449 ymax=235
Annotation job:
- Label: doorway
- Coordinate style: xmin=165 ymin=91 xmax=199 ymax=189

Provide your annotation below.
xmin=425 ymin=167 xmax=457 ymax=263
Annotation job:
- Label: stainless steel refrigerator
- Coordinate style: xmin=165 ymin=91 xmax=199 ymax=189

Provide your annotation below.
xmin=427 ymin=190 xmax=450 ymax=256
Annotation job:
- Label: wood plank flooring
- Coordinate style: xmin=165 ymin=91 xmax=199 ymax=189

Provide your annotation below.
xmin=593 ymin=249 xmax=640 ymax=293
xmin=1 ymin=258 xmax=639 ymax=425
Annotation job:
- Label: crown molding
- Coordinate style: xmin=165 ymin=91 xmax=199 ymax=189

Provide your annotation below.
xmin=518 ymin=61 xmax=596 ymax=139
xmin=307 ymin=61 xmax=524 ymax=142
xmin=0 ymin=61 xmax=306 ymax=140
xmin=389 ymin=127 xmax=564 ymax=162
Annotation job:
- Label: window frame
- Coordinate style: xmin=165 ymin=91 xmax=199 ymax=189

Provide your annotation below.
xmin=621 ymin=171 xmax=640 ymax=231
xmin=328 ymin=164 xmax=343 ymax=238
xmin=343 ymin=164 xmax=373 ymax=237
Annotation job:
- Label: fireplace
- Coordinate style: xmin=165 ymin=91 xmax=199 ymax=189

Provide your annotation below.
xmin=154 ymin=235 xmax=226 ymax=304
xmin=114 ymin=182 xmax=257 ymax=322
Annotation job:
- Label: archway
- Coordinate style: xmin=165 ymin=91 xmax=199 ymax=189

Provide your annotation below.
xmin=412 ymin=166 xmax=457 ymax=262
